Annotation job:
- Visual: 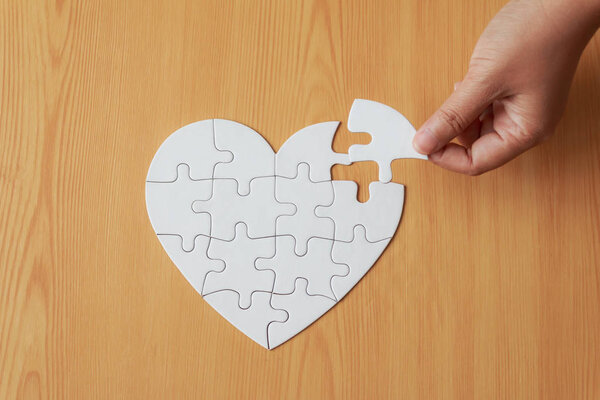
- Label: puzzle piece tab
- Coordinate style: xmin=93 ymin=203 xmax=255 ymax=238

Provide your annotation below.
xmin=213 ymin=119 xmax=275 ymax=195
xmin=256 ymin=236 xmax=348 ymax=300
xmin=192 ymin=177 xmax=295 ymax=241
xmin=275 ymin=163 xmax=335 ymax=255
xmin=146 ymin=120 xmax=233 ymax=182
xmin=204 ymin=290 xmax=288 ymax=349
xmin=268 ymin=279 xmax=336 ymax=349
xmin=203 ymin=223 xmax=275 ymax=308
xmin=315 ymin=180 xmax=404 ymax=242
xmin=276 ymin=122 xmax=350 ymax=181
xmin=348 ymin=99 xmax=427 ymax=183
xmin=145 ymin=164 xmax=212 ymax=251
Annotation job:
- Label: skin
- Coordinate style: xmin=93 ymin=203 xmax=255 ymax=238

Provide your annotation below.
xmin=412 ymin=0 xmax=600 ymax=175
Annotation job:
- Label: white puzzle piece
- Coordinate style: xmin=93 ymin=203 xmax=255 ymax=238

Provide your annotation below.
xmin=213 ymin=119 xmax=275 ymax=195
xmin=145 ymin=164 xmax=212 ymax=251
xmin=268 ymin=279 xmax=336 ymax=349
xmin=203 ymin=223 xmax=275 ymax=309
xmin=204 ymin=290 xmax=288 ymax=349
xmin=157 ymin=234 xmax=225 ymax=294
xmin=275 ymin=163 xmax=335 ymax=255
xmin=256 ymin=236 xmax=348 ymax=300
xmin=275 ymin=122 xmax=350 ymax=181
xmin=348 ymin=99 xmax=427 ymax=183
xmin=191 ymin=177 xmax=295 ymax=241
xmin=146 ymin=119 xmax=233 ymax=182
xmin=315 ymin=180 xmax=405 ymax=242
xmin=330 ymin=226 xmax=391 ymax=300
xmin=145 ymin=99 xmax=418 ymax=349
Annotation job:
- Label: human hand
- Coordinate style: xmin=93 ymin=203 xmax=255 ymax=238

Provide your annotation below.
xmin=412 ymin=0 xmax=600 ymax=175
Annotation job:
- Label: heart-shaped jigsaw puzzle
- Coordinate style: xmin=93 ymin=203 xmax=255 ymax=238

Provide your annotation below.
xmin=145 ymin=99 xmax=426 ymax=349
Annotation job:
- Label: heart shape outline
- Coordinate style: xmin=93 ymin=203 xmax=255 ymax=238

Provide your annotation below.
xmin=146 ymin=100 xmax=415 ymax=349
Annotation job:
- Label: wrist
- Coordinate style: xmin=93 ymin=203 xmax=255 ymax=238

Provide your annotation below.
xmin=537 ymin=0 xmax=600 ymax=55
xmin=541 ymin=0 xmax=600 ymax=35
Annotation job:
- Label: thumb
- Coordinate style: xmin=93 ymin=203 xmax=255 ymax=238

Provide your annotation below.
xmin=413 ymin=73 xmax=499 ymax=155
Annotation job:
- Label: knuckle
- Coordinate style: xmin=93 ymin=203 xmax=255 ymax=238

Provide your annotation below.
xmin=436 ymin=107 xmax=470 ymax=135
xmin=508 ymin=124 xmax=547 ymax=148
xmin=465 ymin=66 xmax=491 ymax=83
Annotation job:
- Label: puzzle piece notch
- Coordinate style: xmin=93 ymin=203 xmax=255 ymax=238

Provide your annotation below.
xmin=202 ymin=223 xmax=276 ymax=309
xmin=145 ymin=164 xmax=213 ymax=251
xmin=256 ymin=236 xmax=348 ymax=300
xmin=276 ymin=121 xmax=350 ymax=181
xmin=268 ymin=279 xmax=336 ymax=349
xmin=213 ymin=119 xmax=275 ymax=196
xmin=329 ymin=225 xmax=391 ymax=300
xmin=157 ymin=234 xmax=225 ymax=294
xmin=147 ymin=119 xmax=233 ymax=182
xmin=275 ymin=163 xmax=335 ymax=255
xmin=192 ymin=176 xmax=295 ymax=241
xmin=315 ymin=180 xmax=405 ymax=242
xmin=348 ymin=99 xmax=427 ymax=183
xmin=204 ymin=290 xmax=288 ymax=349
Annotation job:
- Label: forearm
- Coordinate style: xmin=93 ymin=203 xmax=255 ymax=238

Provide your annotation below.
xmin=414 ymin=0 xmax=600 ymax=174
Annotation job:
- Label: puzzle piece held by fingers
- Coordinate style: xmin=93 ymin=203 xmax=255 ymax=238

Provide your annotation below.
xmin=348 ymin=99 xmax=427 ymax=183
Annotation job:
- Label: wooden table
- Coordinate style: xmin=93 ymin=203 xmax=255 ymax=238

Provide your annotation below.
xmin=2 ymin=0 xmax=599 ymax=398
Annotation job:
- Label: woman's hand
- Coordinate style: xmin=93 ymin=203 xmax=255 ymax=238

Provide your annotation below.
xmin=412 ymin=0 xmax=600 ymax=175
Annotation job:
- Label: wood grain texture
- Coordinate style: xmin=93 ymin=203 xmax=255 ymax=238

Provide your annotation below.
xmin=1 ymin=0 xmax=599 ymax=398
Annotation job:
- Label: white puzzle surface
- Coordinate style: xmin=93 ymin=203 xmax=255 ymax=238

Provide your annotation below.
xmin=145 ymin=99 xmax=424 ymax=349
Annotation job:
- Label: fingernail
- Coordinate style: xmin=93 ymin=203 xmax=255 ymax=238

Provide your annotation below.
xmin=413 ymin=128 xmax=438 ymax=155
